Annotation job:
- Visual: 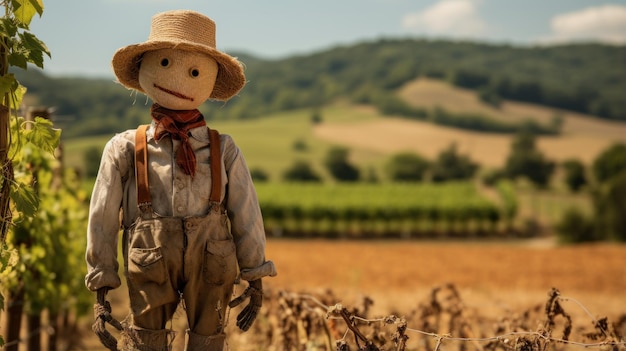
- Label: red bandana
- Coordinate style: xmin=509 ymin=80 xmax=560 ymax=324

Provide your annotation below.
xmin=151 ymin=103 xmax=207 ymax=177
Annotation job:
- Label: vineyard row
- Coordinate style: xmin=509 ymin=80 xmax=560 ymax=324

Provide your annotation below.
xmin=254 ymin=182 xmax=518 ymax=238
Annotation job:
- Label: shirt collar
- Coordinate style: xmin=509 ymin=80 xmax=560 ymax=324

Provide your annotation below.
xmin=146 ymin=122 xmax=210 ymax=143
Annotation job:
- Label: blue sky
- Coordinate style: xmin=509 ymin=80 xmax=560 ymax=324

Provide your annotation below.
xmin=29 ymin=0 xmax=626 ymax=78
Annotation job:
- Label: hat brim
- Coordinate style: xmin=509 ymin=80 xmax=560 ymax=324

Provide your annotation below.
xmin=112 ymin=40 xmax=246 ymax=101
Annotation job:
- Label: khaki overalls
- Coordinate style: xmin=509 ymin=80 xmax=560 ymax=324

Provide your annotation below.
xmin=122 ymin=125 xmax=236 ymax=350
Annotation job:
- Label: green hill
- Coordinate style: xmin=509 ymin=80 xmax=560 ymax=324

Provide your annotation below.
xmin=14 ymin=39 xmax=625 ymax=140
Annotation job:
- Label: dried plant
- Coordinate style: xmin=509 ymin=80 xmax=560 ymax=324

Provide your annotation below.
xmin=227 ymin=285 xmax=625 ymax=351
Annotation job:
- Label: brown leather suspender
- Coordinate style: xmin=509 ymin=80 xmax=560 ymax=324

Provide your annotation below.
xmin=134 ymin=125 xmax=222 ymax=214
xmin=135 ymin=125 xmax=151 ymax=214
xmin=208 ymin=128 xmax=222 ymax=204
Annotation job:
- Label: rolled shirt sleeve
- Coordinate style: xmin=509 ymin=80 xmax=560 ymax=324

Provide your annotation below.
xmin=84 ymin=134 xmax=130 ymax=291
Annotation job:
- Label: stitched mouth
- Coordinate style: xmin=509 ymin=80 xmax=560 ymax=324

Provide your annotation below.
xmin=154 ymin=84 xmax=194 ymax=101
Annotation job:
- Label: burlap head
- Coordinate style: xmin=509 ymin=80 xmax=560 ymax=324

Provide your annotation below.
xmin=111 ymin=10 xmax=245 ymax=101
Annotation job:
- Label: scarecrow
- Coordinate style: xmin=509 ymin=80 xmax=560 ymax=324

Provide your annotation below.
xmin=85 ymin=10 xmax=276 ymax=351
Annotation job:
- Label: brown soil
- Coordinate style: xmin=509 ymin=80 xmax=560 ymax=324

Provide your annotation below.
xmin=265 ymin=239 xmax=625 ymax=309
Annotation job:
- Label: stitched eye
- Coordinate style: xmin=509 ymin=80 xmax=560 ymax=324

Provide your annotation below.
xmin=189 ymin=68 xmax=200 ymax=78
xmin=160 ymin=58 xmax=170 ymax=67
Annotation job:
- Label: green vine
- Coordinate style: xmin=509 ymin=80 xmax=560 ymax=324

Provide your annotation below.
xmin=0 ymin=0 xmax=55 ymax=347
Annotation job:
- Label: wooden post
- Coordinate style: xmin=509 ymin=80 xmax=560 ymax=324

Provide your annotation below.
xmin=0 ymin=31 xmax=20 ymax=351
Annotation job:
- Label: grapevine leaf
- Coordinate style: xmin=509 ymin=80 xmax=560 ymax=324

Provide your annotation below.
xmin=27 ymin=0 xmax=44 ymax=16
xmin=19 ymin=31 xmax=50 ymax=68
xmin=26 ymin=48 xmax=43 ymax=69
xmin=10 ymin=84 xmax=27 ymax=109
xmin=0 ymin=75 xmax=14 ymax=95
xmin=12 ymin=0 xmax=40 ymax=27
xmin=10 ymin=181 xmax=39 ymax=217
xmin=1 ymin=244 xmax=12 ymax=271
xmin=0 ymin=247 xmax=17 ymax=301
xmin=0 ymin=17 xmax=19 ymax=37
xmin=8 ymin=116 xmax=26 ymax=161
xmin=0 ymin=74 xmax=19 ymax=96
xmin=8 ymin=50 xmax=28 ymax=70
xmin=27 ymin=117 xmax=61 ymax=154
xmin=21 ymin=31 xmax=50 ymax=56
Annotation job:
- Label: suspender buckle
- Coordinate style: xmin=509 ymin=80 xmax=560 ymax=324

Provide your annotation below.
xmin=209 ymin=201 xmax=223 ymax=213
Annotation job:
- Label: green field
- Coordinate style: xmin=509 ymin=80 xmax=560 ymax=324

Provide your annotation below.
xmin=256 ymin=182 xmax=507 ymax=237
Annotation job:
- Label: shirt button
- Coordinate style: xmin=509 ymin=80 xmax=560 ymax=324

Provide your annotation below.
xmin=177 ymin=206 xmax=184 ymax=212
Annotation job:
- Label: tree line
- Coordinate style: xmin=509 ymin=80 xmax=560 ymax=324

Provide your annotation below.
xmin=369 ymin=92 xmax=562 ymax=135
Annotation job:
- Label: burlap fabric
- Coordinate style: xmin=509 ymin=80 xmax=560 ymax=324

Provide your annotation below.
xmin=111 ymin=10 xmax=245 ymax=101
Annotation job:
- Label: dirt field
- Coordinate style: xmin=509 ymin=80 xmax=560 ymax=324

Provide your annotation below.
xmin=264 ymin=238 xmax=625 ymax=313
xmin=72 ymin=238 xmax=625 ymax=350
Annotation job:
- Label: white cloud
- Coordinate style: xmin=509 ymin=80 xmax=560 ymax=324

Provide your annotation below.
xmin=402 ymin=0 xmax=487 ymax=39
xmin=543 ymin=4 xmax=626 ymax=44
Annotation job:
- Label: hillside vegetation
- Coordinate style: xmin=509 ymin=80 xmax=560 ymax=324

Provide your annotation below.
xmin=25 ymin=38 xmax=626 ymax=240
xmin=63 ymin=85 xmax=626 ymax=181
xmin=317 ymin=79 xmax=626 ymax=168
xmin=15 ymin=39 xmax=625 ymax=139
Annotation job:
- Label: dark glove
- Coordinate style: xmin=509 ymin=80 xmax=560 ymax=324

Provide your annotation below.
xmin=92 ymin=287 xmax=123 ymax=351
xmin=229 ymin=279 xmax=262 ymax=331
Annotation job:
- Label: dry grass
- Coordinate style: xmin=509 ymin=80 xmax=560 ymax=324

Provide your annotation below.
xmin=315 ymin=116 xmax=511 ymax=168
xmin=256 ymin=239 xmax=626 ymax=350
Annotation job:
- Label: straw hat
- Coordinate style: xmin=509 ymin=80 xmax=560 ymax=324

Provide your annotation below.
xmin=112 ymin=10 xmax=245 ymax=101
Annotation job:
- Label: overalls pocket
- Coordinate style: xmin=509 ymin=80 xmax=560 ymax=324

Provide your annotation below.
xmin=128 ymin=247 xmax=168 ymax=285
xmin=203 ymin=239 xmax=238 ymax=286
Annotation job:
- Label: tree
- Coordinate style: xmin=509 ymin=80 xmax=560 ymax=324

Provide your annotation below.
xmin=592 ymin=143 xmax=626 ymax=184
xmin=555 ymin=207 xmax=596 ymax=243
xmin=504 ymin=131 xmax=555 ymax=187
xmin=478 ymin=86 xmax=502 ymax=108
xmin=324 ymin=146 xmax=359 ymax=182
xmin=83 ymin=146 xmax=101 ymax=178
xmin=292 ymin=138 xmax=308 ymax=152
xmin=283 ymin=160 xmax=321 ymax=182
xmin=592 ymin=172 xmax=626 ymax=242
xmin=310 ymin=108 xmax=323 ymax=124
xmin=249 ymin=167 xmax=269 ymax=182
xmin=561 ymin=159 xmax=587 ymax=192
xmin=430 ymin=143 xmax=479 ymax=182
xmin=385 ymin=152 xmax=429 ymax=182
